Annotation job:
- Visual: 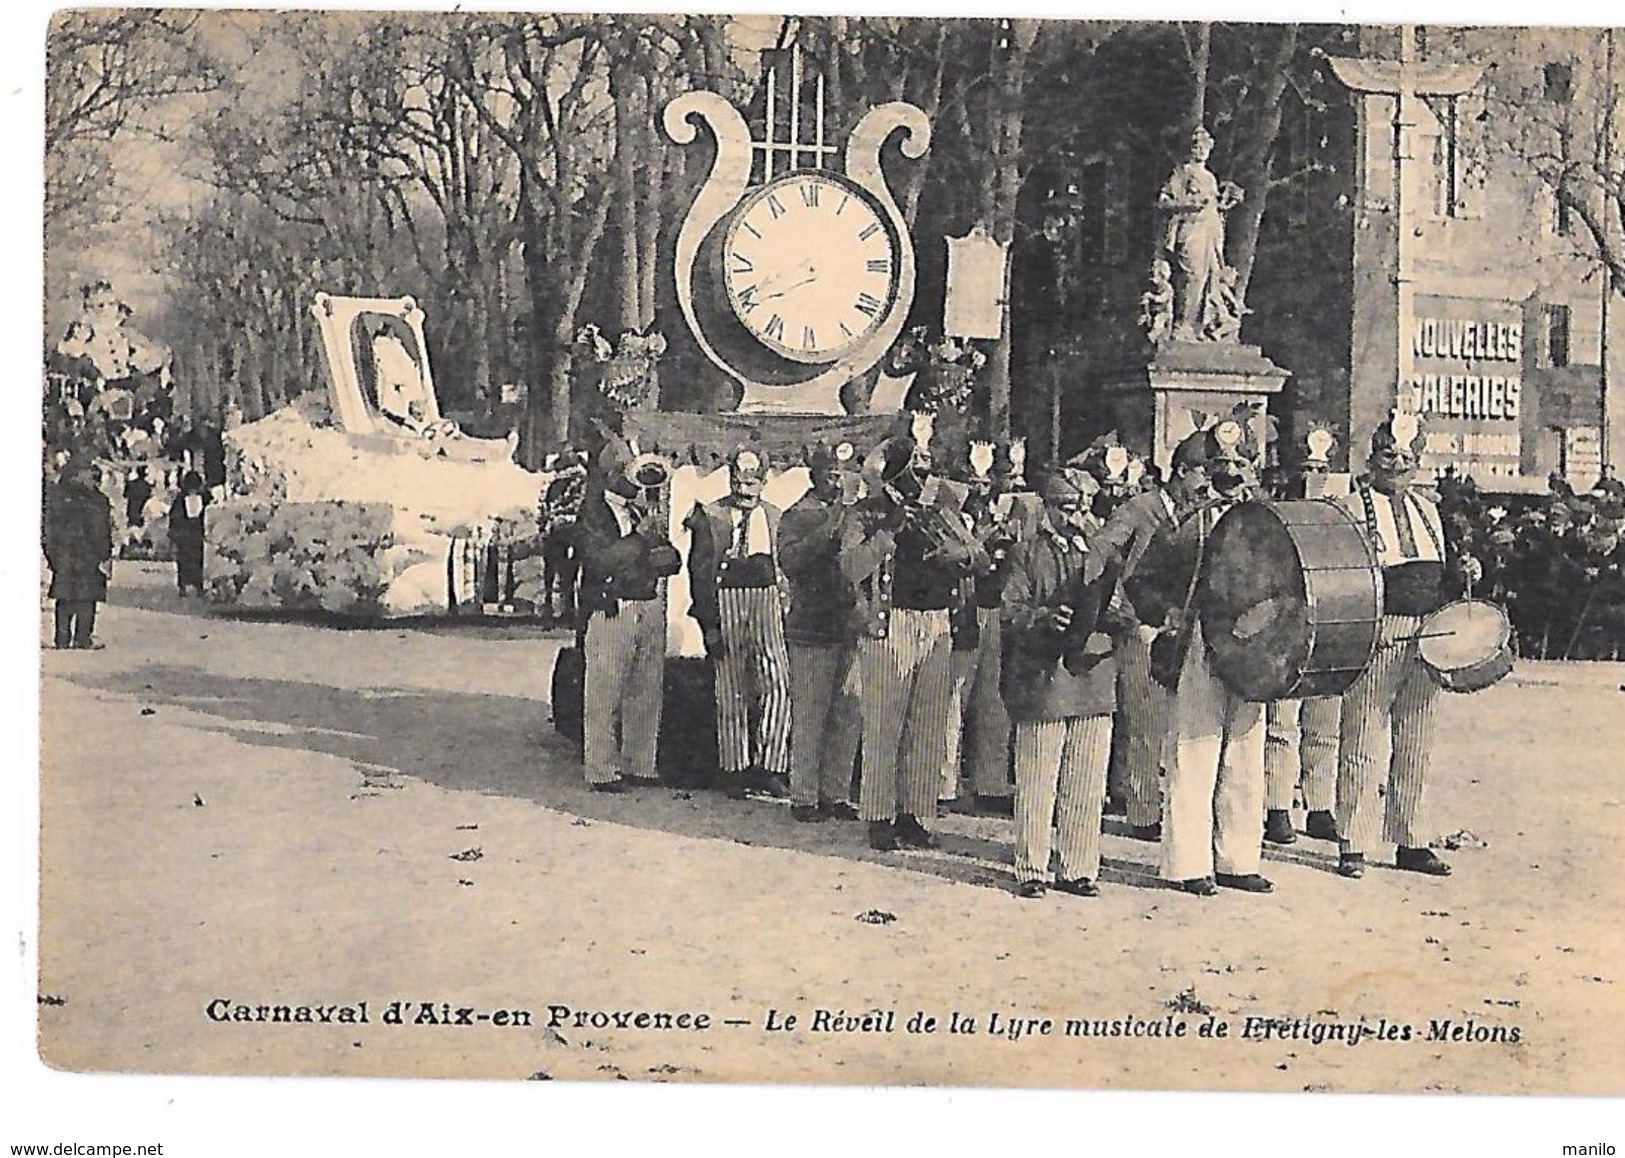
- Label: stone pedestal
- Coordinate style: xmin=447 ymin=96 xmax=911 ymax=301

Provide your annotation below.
xmin=1102 ymin=339 xmax=1289 ymax=473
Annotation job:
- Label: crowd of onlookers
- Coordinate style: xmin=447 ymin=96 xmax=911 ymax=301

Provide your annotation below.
xmin=1434 ymin=467 xmax=1625 ymax=660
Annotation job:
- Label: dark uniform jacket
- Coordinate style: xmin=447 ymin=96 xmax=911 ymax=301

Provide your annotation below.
xmin=684 ymin=499 xmax=784 ymax=637
xmin=779 ymin=492 xmax=854 ymax=648
xmin=44 ymin=479 xmax=113 ymax=602
xmin=1000 ymin=523 xmax=1119 ymax=720
xmin=1121 ymin=500 xmax=1229 ymax=683
xmin=837 ymin=497 xmax=977 ymax=639
xmin=1093 ymin=486 xmax=1178 ymax=627
xmin=574 ymin=490 xmax=681 ymax=622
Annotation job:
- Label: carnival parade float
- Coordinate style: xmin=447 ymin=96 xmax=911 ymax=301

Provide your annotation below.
xmin=205 ymin=293 xmax=554 ymax=617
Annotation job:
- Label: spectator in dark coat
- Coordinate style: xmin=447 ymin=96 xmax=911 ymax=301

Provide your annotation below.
xmin=124 ymin=466 xmax=154 ymax=528
xmin=168 ymin=470 xmax=210 ymax=595
xmin=44 ymin=455 xmax=113 ymax=649
xmin=199 ymin=421 xmax=228 ymax=499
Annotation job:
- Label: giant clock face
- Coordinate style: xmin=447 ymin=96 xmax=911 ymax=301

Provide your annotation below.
xmin=721 ymin=172 xmax=901 ymax=364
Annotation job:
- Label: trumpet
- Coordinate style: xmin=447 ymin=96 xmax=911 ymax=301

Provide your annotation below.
xmin=624 ymin=451 xmax=674 ymax=492
xmin=901 ymin=493 xmax=991 ymax=573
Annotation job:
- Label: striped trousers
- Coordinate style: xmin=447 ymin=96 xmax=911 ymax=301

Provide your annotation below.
xmin=1337 ymin=614 xmax=1439 ymax=855
xmin=714 ymin=586 xmax=792 ymax=776
xmin=1111 ymin=632 xmax=1167 ymax=827
xmin=789 ymin=642 xmax=861 ymax=807
xmin=1161 ymin=623 xmax=1266 ymax=881
xmin=858 ymin=609 xmax=954 ymax=823
xmin=583 ymin=599 xmax=665 ymax=785
xmin=1013 ymin=715 xmax=1114 ymax=884
xmin=1264 ymin=696 xmax=1341 ymax=812
xmin=941 ymin=609 xmax=1011 ymax=800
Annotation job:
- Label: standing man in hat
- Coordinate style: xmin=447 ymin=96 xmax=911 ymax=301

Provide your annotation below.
xmin=840 ymin=436 xmax=987 ymax=851
xmin=1095 ymin=432 xmax=1215 ymax=841
xmin=43 ymin=455 xmax=114 ymax=649
xmin=780 ymin=443 xmax=862 ymax=821
xmin=939 ymin=439 xmax=1016 ymax=813
xmin=1334 ymin=411 xmax=1472 ymax=877
xmin=575 ymin=439 xmax=682 ymax=792
xmin=685 ymin=449 xmax=793 ymax=800
xmin=1001 ymin=472 xmax=1122 ymax=898
xmin=1125 ymin=424 xmax=1273 ymax=896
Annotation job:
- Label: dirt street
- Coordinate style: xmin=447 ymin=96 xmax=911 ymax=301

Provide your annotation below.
xmin=35 ymin=564 xmax=1625 ymax=1094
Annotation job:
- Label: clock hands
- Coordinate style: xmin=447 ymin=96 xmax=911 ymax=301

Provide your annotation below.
xmin=762 ymin=272 xmax=819 ymax=301
xmin=747 ymin=257 xmax=816 ymax=299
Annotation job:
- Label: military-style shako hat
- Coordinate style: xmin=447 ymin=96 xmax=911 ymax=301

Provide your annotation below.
xmin=727 ymin=447 xmax=766 ymax=482
xmin=1172 ymin=428 xmax=1217 ymax=471
xmin=1370 ymin=407 xmax=1424 ymax=465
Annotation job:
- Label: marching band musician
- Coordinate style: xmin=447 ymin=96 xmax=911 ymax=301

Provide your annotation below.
xmin=1095 ymin=436 xmax=1214 ymax=842
xmin=1333 ymin=412 xmax=1477 ymax=878
xmin=839 ymin=435 xmax=988 ymax=852
xmin=575 ymin=439 xmax=682 ymax=792
xmin=778 ymin=443 xmax=863 ymax=822
xmin=685 ymin=449 xmax=793 ymax=801
xmin=1001 ymin=472 xmax=1124 ymax=899
xmin=941 ymin=440 xmax=1016 ymax=814
xmin=1125 ymin=424 xmax=1274 ymax=897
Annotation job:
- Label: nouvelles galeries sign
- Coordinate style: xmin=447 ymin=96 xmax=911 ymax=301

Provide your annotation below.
xmin=1408 ymin=296 xmax=1524 ymax=482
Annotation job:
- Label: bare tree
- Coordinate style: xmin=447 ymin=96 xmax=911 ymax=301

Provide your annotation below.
xmin=45 ymin=10 xmax=222 ymax=223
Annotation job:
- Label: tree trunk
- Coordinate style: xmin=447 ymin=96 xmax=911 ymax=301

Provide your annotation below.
xmin=1187 ymin=23 xmax=1211 ymax=134
xmin=1226 ymin=25 xmax=1299 ymax=306
xmin=982 ymin=20 xmax=1040 ymax=440
xmin=609 ymin=56 xmax=641 ymax=334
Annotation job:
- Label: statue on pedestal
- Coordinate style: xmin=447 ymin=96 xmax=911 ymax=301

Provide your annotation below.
xmin=1149 ymin=127 xmax=1248 ymax=344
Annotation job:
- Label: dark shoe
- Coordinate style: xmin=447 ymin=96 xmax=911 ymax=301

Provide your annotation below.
xmin=790 ymin=804 xmax=825 ymax=823
xmin=589 ymin=779 xmax=628 ymax=794
xmin=1263 ymin=809 xmax=1297 ymax=846
xmin=818 ymin=800 xmax=859 ymax=821
xmin=719 ymin=771 xmax=748 ymax=801
xmin=1127 ymin=822 xmax=1162 ymax=842
xmin=1216 ymin=872 xmax=1275 ymax=894
xmin=1396 ymin=846 xmax=1452 ymax=876
xmin=1016 ymin=879 xmax=1047 ymax=899
xmin=868 ymin=821 xmax=900 ymax=851
xmin=1054 ymin=877 xmax=1099 ymax=898
xmin=975 ymin=794 xmax=1014 ymax=818
xmin=1338 ymin=852 xmax=1366 ymax=879
xmin=1174 ymin=877 xmax=1218 ymax=897
xmin=1305 ymin=810 xmax=1339 ymax=842
xmin=745 ymin=767 xmax=791 ymax=799
xmin=894 ymin=814 xmax=938 ymax=849
xmin=73 ymin=641 xmax=106 ymax=651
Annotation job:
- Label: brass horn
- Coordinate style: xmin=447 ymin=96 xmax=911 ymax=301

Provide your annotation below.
xmin=625 ymin=451 xmax=674 ymax=492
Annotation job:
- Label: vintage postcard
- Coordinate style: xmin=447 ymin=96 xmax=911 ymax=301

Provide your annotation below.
xmin=28 ymin=2 xmax=1625 ymax=1117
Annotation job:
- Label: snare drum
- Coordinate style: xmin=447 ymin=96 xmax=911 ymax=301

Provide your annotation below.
xmin=1416 ymin=599 xmax=1514 ymax=693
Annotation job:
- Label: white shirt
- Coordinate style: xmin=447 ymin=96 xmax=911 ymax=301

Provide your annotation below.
xmin=1340 ymin=486 xmax=1444 ymax=566
xmin=727 ymin=505 xmax=772 ymax=556
xmin=603 ymin=491 xmax=637 ymax=536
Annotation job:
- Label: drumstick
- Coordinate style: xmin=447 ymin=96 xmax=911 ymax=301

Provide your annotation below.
xmin=1393 ymin=628 xmax=1458 ymax=643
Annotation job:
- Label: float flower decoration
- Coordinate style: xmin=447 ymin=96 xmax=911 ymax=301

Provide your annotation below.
xmin=890 ymin=326 xmax=987 ymax=413
xmin=578 ymin=325 xmax=667 ymax=412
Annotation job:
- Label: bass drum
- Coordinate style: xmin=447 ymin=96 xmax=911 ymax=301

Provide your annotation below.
xmin=1200 ymin=500 xmax=1382 ymax=701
